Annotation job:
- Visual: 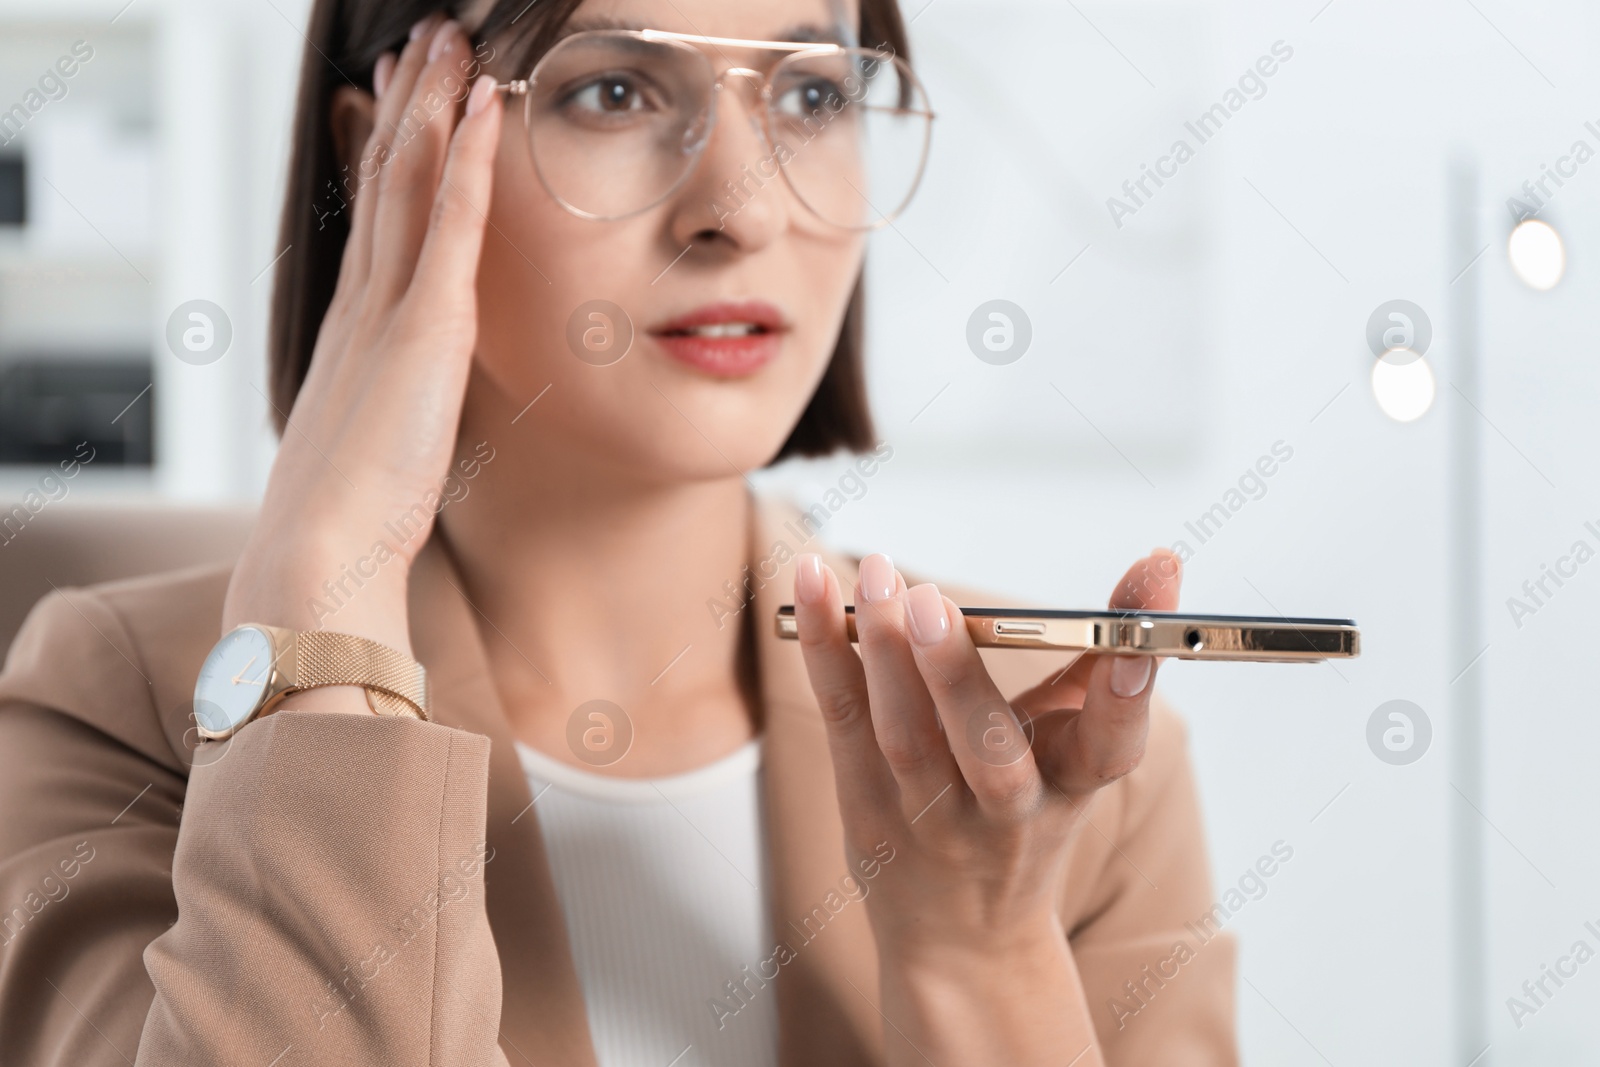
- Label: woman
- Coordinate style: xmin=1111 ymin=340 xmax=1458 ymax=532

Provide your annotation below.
xmin=0 ymin=0 xmax=1235 ymax=1063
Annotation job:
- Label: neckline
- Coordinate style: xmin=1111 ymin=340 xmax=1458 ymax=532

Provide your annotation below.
xmin=514 ymin=736 xmax=763 ymax=805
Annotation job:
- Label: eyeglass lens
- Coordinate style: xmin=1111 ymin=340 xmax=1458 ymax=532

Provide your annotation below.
xmin=523 ymin=33 xmax=932 ymax=230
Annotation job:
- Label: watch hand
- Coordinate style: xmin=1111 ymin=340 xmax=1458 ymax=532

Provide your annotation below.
xmin=237 ymin=646 xmax=289 ymax=689
xmin=231 ymin=656 xmax=258 ymax=686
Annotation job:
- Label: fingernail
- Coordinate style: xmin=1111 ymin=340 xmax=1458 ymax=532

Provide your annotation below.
xmin=466 ymin=75 xmax=496 ymax=116
xmin=428 ymin=20 xmax=459 ymax=62
xmin=905 ymin=584 xmax=950 ymax=646
xmin=1110 ymin=656 xmax=1153 ymax=698
xmin=410 ymin=15 xmax=436 ymax=40
xmin=795 ymin=554 xmax=825 ymax=604
xmin=858 ymin=554 xmax=896 ymax=603
xmin=1166 ymin=554 xmax=1184 ymax=581
xmin=373 ymin=52 xmax=396 ymax=98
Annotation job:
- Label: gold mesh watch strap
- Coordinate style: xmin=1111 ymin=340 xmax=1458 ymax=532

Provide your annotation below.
xmin=292 ymin=632 xmax=430 ymax=721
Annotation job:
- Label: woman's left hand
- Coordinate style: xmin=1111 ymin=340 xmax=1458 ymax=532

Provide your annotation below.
xmin=791 ymin=548 xmax=1182 ymax=1063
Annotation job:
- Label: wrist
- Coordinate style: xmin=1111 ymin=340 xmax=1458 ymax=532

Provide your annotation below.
xmin=224 ymin=543 xmax=414 ymax=653
xmin=264 ymin=685 xmax=381 ymax=719
xmin=880 ymin=916 xmax=1070 ymax=988
xmin=876 ymin=922 xmax=1088 ymax=1067
xmin=874 ymin=904 xmax=1065 ymax=966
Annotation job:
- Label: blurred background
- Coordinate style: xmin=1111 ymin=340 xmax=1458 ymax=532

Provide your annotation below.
xmin=1 ymin=0 xmax=1595 ymax=1062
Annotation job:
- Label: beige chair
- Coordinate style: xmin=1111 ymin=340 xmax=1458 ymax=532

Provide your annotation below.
xmin=0 ymin=506 xmax=255 ymax=662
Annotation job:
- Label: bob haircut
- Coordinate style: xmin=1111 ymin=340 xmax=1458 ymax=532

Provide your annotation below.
xmin=269 ymin=0 xmax=910 ymax=459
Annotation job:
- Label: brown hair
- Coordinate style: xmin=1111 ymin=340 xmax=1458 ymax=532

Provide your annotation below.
xmin=269 ymin=0 xmax=909 ymax=459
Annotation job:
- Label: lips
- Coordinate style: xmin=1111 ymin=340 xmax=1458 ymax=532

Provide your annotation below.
xmin=648 ymin=300 xmax=787 ymax=378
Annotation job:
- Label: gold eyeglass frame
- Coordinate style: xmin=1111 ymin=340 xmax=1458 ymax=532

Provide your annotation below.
xmin=493 ymin=28 xmax=937 ymax=230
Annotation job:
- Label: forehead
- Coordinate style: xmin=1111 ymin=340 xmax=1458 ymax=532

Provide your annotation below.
xmin=470 ymin=0 xmax=859 ymax=45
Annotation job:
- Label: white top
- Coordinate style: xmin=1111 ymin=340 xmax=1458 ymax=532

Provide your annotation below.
xmin=515 ymin=738 xmax=778 ymax=1067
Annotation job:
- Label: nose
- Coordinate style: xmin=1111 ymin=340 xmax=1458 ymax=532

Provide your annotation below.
xmin=666 ymin=69 xmax=788 ymax=255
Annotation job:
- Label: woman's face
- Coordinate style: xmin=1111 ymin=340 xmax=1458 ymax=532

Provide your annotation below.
xmin=469 ymin=0 xmax=867 ymax=484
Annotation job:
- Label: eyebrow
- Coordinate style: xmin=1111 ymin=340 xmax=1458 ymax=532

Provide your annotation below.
xmin=774 ymin=24 xmax=856 ymax=46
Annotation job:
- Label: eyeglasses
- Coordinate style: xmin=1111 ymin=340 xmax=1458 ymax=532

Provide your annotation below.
xmin=496 ymin=29 xmax=935 ymax=231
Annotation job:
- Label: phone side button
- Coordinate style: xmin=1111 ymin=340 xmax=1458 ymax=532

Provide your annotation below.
xmin=993 ymin=621 xmax=1046 ymax=636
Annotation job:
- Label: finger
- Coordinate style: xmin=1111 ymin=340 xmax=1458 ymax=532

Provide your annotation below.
xmin=1034 ymin=656 xmax=1151 ymax=797
xmin=902 ymin=585 xmax=1042 ymax=816
xmin=1011 ymin=654 xmax=1088 ymax=724
xmin=1112 ymin=546 xmax=1183 ymax=611
xmin=407 ymin=74 xmax=502 ymax=309
xmin=369 ymin=20 xmax=477 ymax=304
xmin=792 ymin=555 xmax=897 ymax=820
xmin=342 ymin=14 xmax=446 ymax=291
xmin=852 ymin=556 xmax=965 ymax=812
xmin=322 ymin=54 xmax=393 ymax=310
xmin=301 ymin=19 xmax=440 ymax=409
xmin=1016 ymin=548 xmax=1185 ymax=711
xmin=1101 ymin=546 xmax=1183 ymax=697
xmin=1034 ymin=550 xmax=1182 ymax=796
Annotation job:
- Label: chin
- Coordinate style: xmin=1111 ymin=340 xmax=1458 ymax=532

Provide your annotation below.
xmin=585 ymin=422 xmax=793 ymax=484
xmin=498 ymin=378 xmax=803 ymax=484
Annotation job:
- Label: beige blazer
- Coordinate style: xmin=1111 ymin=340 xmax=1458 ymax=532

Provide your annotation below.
xmin=0 ymin=497 xmax=1235 ymax=1066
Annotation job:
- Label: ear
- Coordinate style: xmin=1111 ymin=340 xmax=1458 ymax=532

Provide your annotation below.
xmin=330 ymin=86 xmax=378 ymax=175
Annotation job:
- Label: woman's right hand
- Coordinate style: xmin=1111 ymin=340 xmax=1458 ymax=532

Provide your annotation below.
xmin=222 ymin=16 xmax=503 ymax=660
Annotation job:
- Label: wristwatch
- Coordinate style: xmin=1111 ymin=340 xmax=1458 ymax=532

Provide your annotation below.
xmin=192 ymin=624 xmax=429 ymax=741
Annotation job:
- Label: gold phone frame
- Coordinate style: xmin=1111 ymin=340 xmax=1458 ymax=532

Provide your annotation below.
xmin=775 ymin=607 xmax=1359 ymax=662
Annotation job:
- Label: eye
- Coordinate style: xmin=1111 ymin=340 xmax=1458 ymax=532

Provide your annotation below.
xmin=774 ymin=77 xmax=849 ymax=118
xmin=565 ymin=73 xmax=653 ymax=115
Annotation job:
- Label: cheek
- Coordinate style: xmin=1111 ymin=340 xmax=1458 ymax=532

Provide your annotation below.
xmin=472 ymin=143 xmax=612 ymax=388
xmin=790 ymin=230 xmax=866 ymax=351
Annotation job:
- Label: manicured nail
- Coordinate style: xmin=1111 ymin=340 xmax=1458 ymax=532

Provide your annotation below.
xmin=795 ymin=554 xmax=825 ymax=604
xmin=1110 ymin=655 xmax=1153 ymax=698
xmin=905 ymin=584 xmax=950 ymax=646
xmin=858 ymin=554 xmax=896 ymax=603
xmin=410 ymin=15 xmax=436 ymax=40
xmin=428 ymin=20 xmax=459 ymax=62
xmin=1161 ymin=559 xmax=1183 ymax=583
xmin=466 ymin=75 xmax=496 ymax=116
xmin=373 ymin=52 xmax=396 ymax=98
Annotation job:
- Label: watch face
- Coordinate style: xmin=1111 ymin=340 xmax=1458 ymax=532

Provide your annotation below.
xmin=193 ymin=626 xmax=278 ymax=738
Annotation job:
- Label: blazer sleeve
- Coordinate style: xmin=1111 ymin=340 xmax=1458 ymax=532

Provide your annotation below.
xmin=1067 ymin=704 xmax=1238 ymax=1066
xmin=0 ymin=588 xmax=513 ymax=1067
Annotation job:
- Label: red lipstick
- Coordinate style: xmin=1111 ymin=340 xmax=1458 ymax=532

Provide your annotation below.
xmin=648 ymin=300 xmax=787 ymax=378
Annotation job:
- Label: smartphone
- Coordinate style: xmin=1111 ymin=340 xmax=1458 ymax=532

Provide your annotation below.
xmin=775 ymin=606 xmax=1359 ymax=663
